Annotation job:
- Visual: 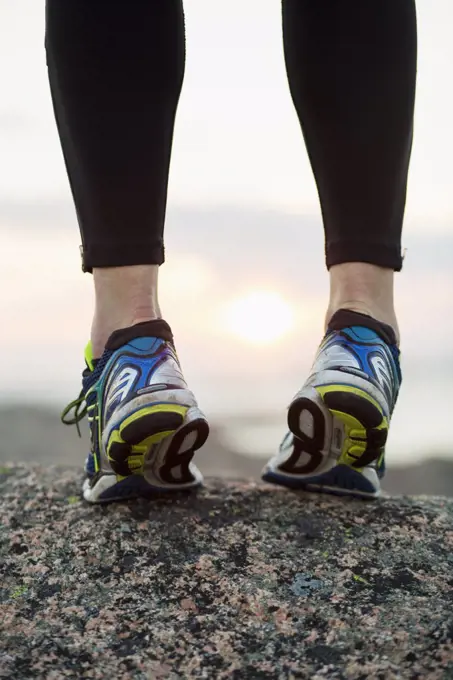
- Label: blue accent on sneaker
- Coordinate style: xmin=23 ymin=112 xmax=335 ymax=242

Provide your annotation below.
xmin=62 ymin=323 xmax=208 ymax=503
xmin=263 ymin=313 xmax=402 ymax=499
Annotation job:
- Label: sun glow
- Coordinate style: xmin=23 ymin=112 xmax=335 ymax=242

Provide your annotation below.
xmin=221 ymin=290 xmax=295 ymax=346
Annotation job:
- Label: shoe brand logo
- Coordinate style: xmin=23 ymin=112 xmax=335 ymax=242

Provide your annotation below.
xmin=105 ymin=366 xmax=139 ymax=413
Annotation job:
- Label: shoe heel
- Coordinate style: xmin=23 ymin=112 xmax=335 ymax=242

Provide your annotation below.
xmin=153 ymin=414 xmax=209 ymax=485
xmin=106 ymin=405 xmax=189 ymax=477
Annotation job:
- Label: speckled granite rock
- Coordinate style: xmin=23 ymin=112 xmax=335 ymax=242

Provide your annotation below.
xmin=1 ymin=464 xmax=452 ymax=680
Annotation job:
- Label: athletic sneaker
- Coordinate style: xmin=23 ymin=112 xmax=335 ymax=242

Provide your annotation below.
xmin=262 ymin=309 xmax=401 ymax=498
xmin=62 ymin=320 xmax=209 ymax=503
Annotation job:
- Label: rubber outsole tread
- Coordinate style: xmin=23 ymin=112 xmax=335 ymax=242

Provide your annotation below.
xmin=121 ymin=411 xmax=184 ymax=445
xmin=159 ymin=417 xmax=209 ymax=484
xmin=323 ymin=391 xmax=383 ymax=429
xmin=107 ymin=410 xmax=186 ymax=476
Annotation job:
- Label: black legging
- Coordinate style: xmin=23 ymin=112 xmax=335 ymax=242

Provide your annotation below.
xmin=45 ymin=0 xmax=417 ymax=274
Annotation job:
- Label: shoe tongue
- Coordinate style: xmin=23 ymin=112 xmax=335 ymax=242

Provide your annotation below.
xmin=105 ymin=319 xmax=174 ymax=351
xmin=84 ymin=341 xmax=95 ymax=372
xmin=328 ymin=308 xmax=397 ymax=345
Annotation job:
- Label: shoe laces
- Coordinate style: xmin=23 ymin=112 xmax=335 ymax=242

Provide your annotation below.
xmin=60 ymin=347 xmax=114 ymax=438
xmin=61 ymin=390 xmax=87 ymax=437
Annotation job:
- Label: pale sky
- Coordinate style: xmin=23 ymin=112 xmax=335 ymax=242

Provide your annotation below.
xmin=0 ymin=1 xmax=452 ymax=463
xmin=0 ymin=0 xmax=453 ymax=228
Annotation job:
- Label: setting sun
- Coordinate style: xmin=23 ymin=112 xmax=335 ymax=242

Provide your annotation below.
xmin=221 ymin=290 xmax=295 ymax=345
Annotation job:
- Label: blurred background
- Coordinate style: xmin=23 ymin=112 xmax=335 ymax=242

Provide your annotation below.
xmin=0 ymin=1 xmax=452 ymax=495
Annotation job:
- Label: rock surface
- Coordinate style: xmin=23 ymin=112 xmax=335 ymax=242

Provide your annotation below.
xmin=1 ymin=464 xmax=452 ymax=679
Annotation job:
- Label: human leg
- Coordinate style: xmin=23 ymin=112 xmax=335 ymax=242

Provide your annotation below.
xmin=46 ymin=0 xmax=209 ymax=502
xmin=264 ymin=0 xmax=417 ymax=497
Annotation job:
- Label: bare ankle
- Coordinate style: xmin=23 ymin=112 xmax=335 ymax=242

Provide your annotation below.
xmin=91 ymin=265 xmax=161 ymax=357
xmin=326 ymin=262 xmax=400 ymax=344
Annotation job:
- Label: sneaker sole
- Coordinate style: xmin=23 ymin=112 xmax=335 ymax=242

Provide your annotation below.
xmin=262 ymin=384 xmax=388 ymax=499
xmin=262 ymin=465 xmax=380 ymax=499
xmin=83 ymin=405 xmax=209 ymax=503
